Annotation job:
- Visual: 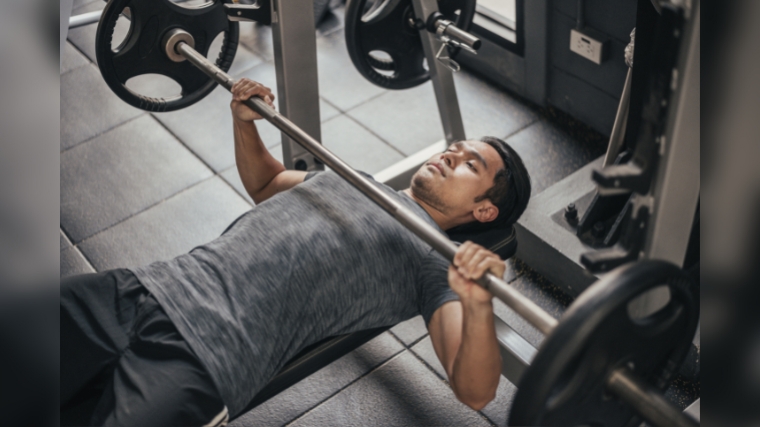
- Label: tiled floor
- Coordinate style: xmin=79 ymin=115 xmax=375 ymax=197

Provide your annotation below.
xmin=61 ymin=5 xmax=610 ymax=426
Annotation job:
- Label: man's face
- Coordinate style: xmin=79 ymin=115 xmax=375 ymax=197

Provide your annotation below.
xmin=410 ymin=140 xmax=504 ymax=222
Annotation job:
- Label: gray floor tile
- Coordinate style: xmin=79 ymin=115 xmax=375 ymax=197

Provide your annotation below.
xmin=455 ymin=70 xmax=540 ymax=141
xmin=409 ymin=336 xmax=446 ymax=379
xmin=61 ymin=230 xmax=72 ymax=251
xmin=390 ymin=316 xmax=428 ymax=347
xmin=321 ymin=115 xmax=404 ymax=174
xmin=61 ymin=42 xmax=89 ymax=75
xmin=60 ymin=64 xmax=143 ymax=150
xmin=411 ymin=333 xmax=518 ymax=426
xmin=347 ymin=83 xmax=445 ymax=156
xmin=78 ymin=177 xmax=251 ymax=271
xmin=505 ymin=113 xmax=607 ymax=195
xmin=152 ymin=85 xmax=247 ymax=172
xmin=320 ymin=98 xmax=341 ymax=122
xmin=289 ymin=351 xmax=490 ymax=427
xmin=61 ymin=115 xmax=213 ymax=243
xmin=61 ymin=246 xmax=95 ymax=278
xmin=238 ymin=22 xmax=274 ymax=62
xmin=316 ymin=32 xmax=387 ymax=111
xmin=232 ymin=332 xmax=404 ymax=427
xmin=219 ymin=166 xmax=256 ymax=206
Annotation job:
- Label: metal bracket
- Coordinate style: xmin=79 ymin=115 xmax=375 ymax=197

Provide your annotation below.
xmin=427 ymin=13 xmax=479 ymax=73
xmin=224 ymin=0 xmax=271 ymax=25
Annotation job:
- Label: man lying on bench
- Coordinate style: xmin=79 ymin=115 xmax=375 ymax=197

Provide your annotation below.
xmin=60 ymin=78 xmax=532 ymax=427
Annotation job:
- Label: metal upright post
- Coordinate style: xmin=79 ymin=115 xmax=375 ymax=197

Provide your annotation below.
xmin=643 ymin=0 xmax=700 ymax=265
xmin=270 ymin=0 xmax=323 ymax=170
xmin=631 ymin=0 xmax=700 ymax=316
xmin=411 ymin=0 xmax=466 ymax=143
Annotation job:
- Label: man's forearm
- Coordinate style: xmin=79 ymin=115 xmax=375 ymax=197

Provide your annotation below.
xmin=233 ymin=117 xmax=285 ymax=203
xmin=451 ymin=299 xmax=501 ymax=410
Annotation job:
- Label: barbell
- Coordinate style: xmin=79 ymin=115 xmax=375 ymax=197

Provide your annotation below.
xmin=91 ymin=1 xmax=699 ymax=425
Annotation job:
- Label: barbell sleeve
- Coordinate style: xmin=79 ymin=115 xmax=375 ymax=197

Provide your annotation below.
xmin=68 ymin=10 xmax=103 ymax=29
xmin=174 ymin=38 xmax=692 ymax=427
xmin=607 ymin=368 xmax=699 ymax=427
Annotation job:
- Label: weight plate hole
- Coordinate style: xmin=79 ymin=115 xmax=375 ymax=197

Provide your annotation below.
xmin=626 ymin=285 xmax=672 ymax=322
xmin=171 ymin=0 xmax=215 ymax=10
xmin=110 ymin=8 xmax=133 ymax=53
xmin=126 ymin=74 xmax=183 ymax=99
xmin=368 ymin=50 xmax=395 ymax=74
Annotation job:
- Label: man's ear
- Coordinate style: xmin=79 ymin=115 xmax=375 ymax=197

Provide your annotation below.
xmin=473 ymin=200 xmax=499 ymax=223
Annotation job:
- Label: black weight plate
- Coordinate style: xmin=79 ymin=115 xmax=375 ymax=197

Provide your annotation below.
xmin=509 ymin=260 xmax=699 ymax=427
xmin=95 ymin=0 xmax=238 ymax=112
xmin=345 ymin=0 xmax=476 ymax=90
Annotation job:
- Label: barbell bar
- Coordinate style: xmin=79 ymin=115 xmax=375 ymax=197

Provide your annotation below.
xmin=165 ymin=28 xmax=696 ymax=427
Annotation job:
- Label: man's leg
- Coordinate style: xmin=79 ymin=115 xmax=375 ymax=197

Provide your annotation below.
xmin=60 ymin=270 xmax=140 ymax=413
xmin=90 ymin=292 xmax=227 ymax=427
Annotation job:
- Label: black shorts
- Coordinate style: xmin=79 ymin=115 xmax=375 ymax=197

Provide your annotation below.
xmin=60 ymin=269 xmax=228 ymax=427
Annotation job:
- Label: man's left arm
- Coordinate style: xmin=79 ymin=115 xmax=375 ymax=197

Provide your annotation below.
xmin=428 ymin=242 xmax=503 ymax=411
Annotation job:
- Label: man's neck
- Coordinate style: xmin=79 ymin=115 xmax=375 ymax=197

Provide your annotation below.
xmin=402 ymin=188 xmax=461 ymax=231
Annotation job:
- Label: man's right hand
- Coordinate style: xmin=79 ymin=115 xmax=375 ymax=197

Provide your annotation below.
xmin=230 ymin=78 xmax=276 ymax=122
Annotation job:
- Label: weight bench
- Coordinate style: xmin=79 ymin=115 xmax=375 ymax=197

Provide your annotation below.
xmin=233 ymin=224 xmax=518 ymax=419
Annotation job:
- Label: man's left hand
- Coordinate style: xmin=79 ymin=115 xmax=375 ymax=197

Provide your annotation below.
xmin=448 ymin=241 xmax=505 ymax=304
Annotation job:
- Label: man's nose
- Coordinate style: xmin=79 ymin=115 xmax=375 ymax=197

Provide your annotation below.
xmin=441 ymin=153 xmax=454 ymax=168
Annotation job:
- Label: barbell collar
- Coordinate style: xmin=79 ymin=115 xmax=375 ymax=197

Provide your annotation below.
xmin=606 ymin=368 xmax=699 ymax=427
xmin=426 ymin=12 xmax=481 ymax=51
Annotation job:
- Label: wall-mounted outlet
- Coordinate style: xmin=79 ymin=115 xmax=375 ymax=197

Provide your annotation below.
xmin=570 ymin=28 xmax=606 ymax=65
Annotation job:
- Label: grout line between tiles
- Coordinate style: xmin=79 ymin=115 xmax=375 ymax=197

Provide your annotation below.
xmin=74 ymin=175 xmax=218 ymax=250
xmin=217 ymin=170 xmax=255 ymax=207
xmin=342 ymin=114 xmax=408 ymax=158
xmin=148 ymin=114 xmax=221 ymax=174
xmin=60 ymin=112 xmax=146 ymax=155
xmin=338 ymin=89 xmax=389 ymax=113
xmin=502 ymin=116 xmax=541 ymax=141
xmin=282 ymin=348 xmax=408 ymax=426
xmin=60 ymin=227 xmax=98 ymax=273
xmin=405 ymin=344 xmax=498 ymax=426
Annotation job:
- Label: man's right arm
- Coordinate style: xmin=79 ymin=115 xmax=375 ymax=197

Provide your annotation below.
xmin=231 ymin=78 xmax=307 ymax=204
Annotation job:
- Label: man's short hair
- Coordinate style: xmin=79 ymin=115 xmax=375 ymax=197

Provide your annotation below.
xmin=451 ymin=137 xmax=532 ymax=233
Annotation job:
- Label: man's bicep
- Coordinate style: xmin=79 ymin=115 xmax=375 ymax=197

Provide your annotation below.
xmin=428 ymin=300 xmax=464 ymax=379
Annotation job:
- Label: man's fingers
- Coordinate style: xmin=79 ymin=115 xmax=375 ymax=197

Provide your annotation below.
xmin=454 ymin=241 xmax=478 ymax=267
xmin=232 ymin=79 xmax=267 ymax=101
xmin=462 ymin=249 xmax=490 ymax=278
xmin=472 ymin=257 xmax=501 ymax=280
